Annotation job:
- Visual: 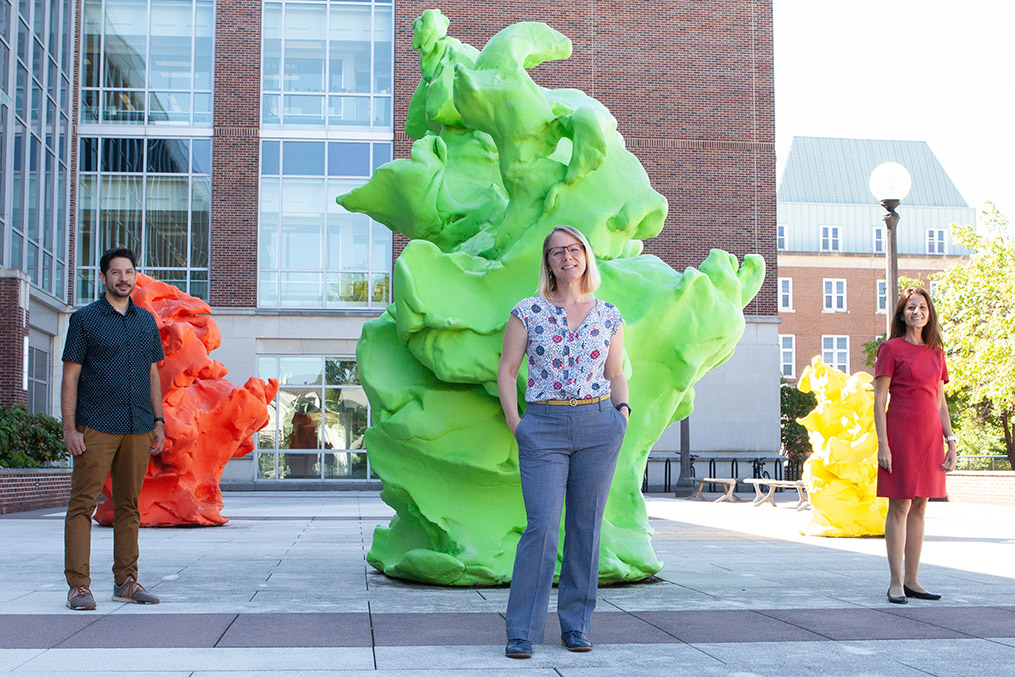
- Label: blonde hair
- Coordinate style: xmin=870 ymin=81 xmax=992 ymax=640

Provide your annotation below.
xmin=537 ymin=225 xmax=601 ymax=298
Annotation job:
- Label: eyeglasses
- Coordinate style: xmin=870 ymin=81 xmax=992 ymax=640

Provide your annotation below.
xmin=547 ymin=243 xmax=585 ymax=261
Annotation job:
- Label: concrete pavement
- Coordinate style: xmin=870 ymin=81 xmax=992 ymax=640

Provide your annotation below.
xmin=1 ymin=490 xmax=1014 ymax=675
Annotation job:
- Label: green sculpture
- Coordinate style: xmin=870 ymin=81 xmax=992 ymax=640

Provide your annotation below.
xmin=338 ymin=9 xmax=765 ymax=585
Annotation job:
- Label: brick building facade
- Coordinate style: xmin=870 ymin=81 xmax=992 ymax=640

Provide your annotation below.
xmin=1 ymin=1 xmax=779 ymax=485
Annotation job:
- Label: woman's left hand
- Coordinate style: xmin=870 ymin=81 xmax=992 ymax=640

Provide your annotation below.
xmin=942 ymin=443 xmax=958 ymax=472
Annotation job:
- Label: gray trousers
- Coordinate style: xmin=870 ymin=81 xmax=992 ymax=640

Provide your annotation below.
xmin=505 ymin=397 xmax=627 ymax=642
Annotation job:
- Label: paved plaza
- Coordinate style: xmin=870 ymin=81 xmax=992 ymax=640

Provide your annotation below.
xmin=1 ymin=490 xmax=1014 ymax=676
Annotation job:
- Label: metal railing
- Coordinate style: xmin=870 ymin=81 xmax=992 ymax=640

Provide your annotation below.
xmin=955 ymin=455 xmax=1012 ymax=472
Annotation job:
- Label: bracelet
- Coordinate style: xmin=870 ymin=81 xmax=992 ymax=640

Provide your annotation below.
xmin=615 ymin=402 xmax=631 ymax=413
xmin=154 ymin=417 xmax=165 ymax=424
xmin=944 ymin=435 xmax=957 ymax=443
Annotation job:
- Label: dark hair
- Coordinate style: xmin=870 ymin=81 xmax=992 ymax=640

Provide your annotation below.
xmin=890 ymin=287 xmax=943 ymax=351
xmin=99 ymin=247 xmax=137 ymax=274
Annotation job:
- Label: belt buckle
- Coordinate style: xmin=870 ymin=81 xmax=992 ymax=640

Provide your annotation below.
xmin=569 ymin=398 xmax=578 ymax=407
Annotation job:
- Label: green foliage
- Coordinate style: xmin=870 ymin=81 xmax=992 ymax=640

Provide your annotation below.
xmin=932 ymin=204 xmax=1015 ymax=465
xmin=0 ymin=404 xmax=68 ymax=468
xmin=863 ymin=334 xmax=885 ymax=369
xmin=781 ymin=383 xmax=817 ymax=463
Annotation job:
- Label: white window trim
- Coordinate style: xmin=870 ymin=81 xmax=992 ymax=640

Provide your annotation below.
xmin=822 ymin=278 xmax=847 ymax=313
xmin=872 ymin=225 xmax=885 ymax=254
xmin=822 ymin=334 xmax=849 ymax=374
xmin=778 ymin=334 xmax=796 ymax=379
xmin=926 ymin=228 xmax=947 ymax=255
xmin=876 ymin=279 xmax=887 ymax=314
xmin=777 ymin=224 xmax=787 ymax=251
xmin=778 ymin=277 xmax=794 ymax=312
xmin=820 ymin=225 xmax=841 ymax=252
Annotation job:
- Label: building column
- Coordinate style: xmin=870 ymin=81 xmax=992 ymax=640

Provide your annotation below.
xmin=0 ymin=271 xmax=30 ymax=408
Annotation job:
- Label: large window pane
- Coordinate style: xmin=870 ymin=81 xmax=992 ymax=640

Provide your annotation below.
xmin=147 ymin=138 xmax=189 ymax=174
xmin=280 ymin=453 xmax=321 ymax=479
xmin=279 ymin=356 xmax=323 ymax=386
xmin=373 ymin=4 xmax=392 ymax=94
xmin=148 ymin=0 xmax=193 ymax=90
xmin=191 ymin=177 xmax=210 ymax=267
xmin=103 ymin=0 xmax=147 ymax=90
xmin=323 ymin=388 xmax=367 ymax=450
xmin=328 ymin=4 xmax=371 ymax=94
xmin=146 ymin=176 xmax=189 ymax=268
xmin=280 ymin=178 xmax=323 ymax=269
xmin=283 ymin=140 xmax=324 ymax=175
xmin=100 ymin=175 xmax=143 ymax=255
xmin=279 ymin=388 xmax=322 ymax=449
xmin=193 ymin=0 xmax=213 ymax=90
xmin=324 ymin=452 xmax=366 ymax=479
xmin=284 ymin=4 xmax=326 ymax=92
xmin=262 ymin=3 xmax=282 ymax=91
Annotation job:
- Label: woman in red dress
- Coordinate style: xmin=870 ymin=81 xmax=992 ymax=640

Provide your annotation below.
xmin=873 ymin=287 xmax=958 ymax=604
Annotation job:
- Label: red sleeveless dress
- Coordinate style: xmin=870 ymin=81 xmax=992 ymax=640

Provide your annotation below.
xmin=875 ymin=338 xmax=949 ymax=499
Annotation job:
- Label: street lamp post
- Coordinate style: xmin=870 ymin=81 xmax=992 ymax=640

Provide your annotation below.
xmin=869 ymin=162 xmax=913 ymax=334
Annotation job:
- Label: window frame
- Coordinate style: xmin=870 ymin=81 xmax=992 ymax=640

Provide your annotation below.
xmin=926 ymin=228 xmax=947 ymax=255
xmin=822 ymin=334 xmax=849 ymax=374
xmin=872 ymin=225 xmax=884 ymax=254
xmin=777 ymin=277 xmax=793 ymax=312
xmin=822 ymin=278 xmax=847 ymax=313
xmin=820 ymin=225 xmax=840 ymax=252
xmin=876 ymin=279 xmax=887 ymax=314
xmin=778 ymin=334 xmax=795 ymax=379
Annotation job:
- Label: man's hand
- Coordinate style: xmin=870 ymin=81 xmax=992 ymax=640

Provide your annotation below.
xmin=151 ymin=422 xmax=165 ymax=456
xmin=64 ymin=427 xmax=86 ymax=456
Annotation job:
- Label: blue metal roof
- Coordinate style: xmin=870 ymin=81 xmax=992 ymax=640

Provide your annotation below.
xmin=777 ymin=137 xmax=968 ymax=208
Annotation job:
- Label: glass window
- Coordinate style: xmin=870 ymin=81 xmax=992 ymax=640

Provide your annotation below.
xmin=778 ymin=277 xmax=792 ymax=311
xmin=822 ymin=335 xmax=849 ymax=374
xmin=820 ymin=225 xmax=840 ymax=252
xmin=877 ymin=280 xmax=887 ymax=313
xmin=872 ymin=226 xmax=884 ymax=254
xmin=263 ymin=0 xmax=392 ymax=130
xmin=27 ymin=346 xmax=49 ymax=415
xmin=83 ymin=0 xmax=213 ymax=127
xmin=256 ymin=355 xmax=374 ymax=481
xmin=76 ymin=136 xmax=212 ymax=302
xmin=259 ymin=142 xmax=392 ymax=309
xmin=283 ymin=140 xmax=325 ymax=175
xmin=778 ymin=335 xmax=795 ymax=379
xmin=823 ymin=278 xmax=846 ymax=312
xmin=926 ymin=229 xmax=946 ymax=255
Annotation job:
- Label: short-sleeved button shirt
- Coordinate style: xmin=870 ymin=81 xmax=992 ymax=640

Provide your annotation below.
xmin=511 ymin=295 xmax=623 ymax=402
xmin=62 ymin=295 xmax=165 ymax=434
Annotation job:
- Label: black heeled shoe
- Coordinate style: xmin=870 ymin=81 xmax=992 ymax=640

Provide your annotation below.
xmin=903 ymin=585 xmax=941 ymax=600
xmin=887 ymin=589 xmax=908 ymax=604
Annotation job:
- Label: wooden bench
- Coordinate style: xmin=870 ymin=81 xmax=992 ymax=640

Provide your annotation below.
xmin=743 ymin=477 xmax=811 ymax=511
xmin=685 ymin=478 xmax=742 ymax=503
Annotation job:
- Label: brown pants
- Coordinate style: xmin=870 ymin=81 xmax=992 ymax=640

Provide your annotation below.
xmin=64 ymin=426 xmax=153 ymax=588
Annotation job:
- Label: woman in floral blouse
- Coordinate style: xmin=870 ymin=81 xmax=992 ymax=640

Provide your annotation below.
xmin=498 ymin=225 xmax=630 ymax=659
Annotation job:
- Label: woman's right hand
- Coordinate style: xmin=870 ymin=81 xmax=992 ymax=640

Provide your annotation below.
xmin=878 ymin=444 xmax=892 ymax=473
xmin=507 ymin=417 xmax=520 ymax=435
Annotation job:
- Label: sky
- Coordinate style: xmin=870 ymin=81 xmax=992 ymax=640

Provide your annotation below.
xmin=773 ymin=0 xmax=1015 ymax=228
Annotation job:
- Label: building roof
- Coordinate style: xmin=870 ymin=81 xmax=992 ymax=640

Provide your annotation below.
xmin=777 ymin=137 xmax=968 ymax=208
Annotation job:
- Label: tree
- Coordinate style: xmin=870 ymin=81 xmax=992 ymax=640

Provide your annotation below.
xmin=781 ymin=381 xmax=817 ymax=475
xmin=932 ymin=205 xmax=1015 ymax=468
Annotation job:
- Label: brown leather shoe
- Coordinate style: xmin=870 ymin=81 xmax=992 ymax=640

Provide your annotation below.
xmin=67 ymin=585 xmax=97 ymax=610
xmin=112 ymin=578 xmax=160 ymax=604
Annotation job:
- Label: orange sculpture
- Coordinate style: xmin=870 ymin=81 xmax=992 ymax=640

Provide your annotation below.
xmin=93 ymin=274 xmax=279 ymax=527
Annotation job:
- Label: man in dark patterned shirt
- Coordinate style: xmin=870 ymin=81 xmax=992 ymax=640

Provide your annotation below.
xmin=61 ymin=247 xmax=166 ymax=610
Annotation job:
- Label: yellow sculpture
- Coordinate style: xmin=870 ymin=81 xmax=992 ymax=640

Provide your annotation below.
xmin=796 ymin=356 xmax=888 ymax=537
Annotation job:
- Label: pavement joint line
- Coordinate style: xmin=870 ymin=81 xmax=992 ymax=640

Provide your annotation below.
xmin=212 ymin=613 xmax=241 ymax=648
xmin=367 ymin=600 xmax=377 ymax=670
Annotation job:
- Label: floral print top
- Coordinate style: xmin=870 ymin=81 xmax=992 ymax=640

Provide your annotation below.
xmin=511 ymin=295 xmax=623 ymax=402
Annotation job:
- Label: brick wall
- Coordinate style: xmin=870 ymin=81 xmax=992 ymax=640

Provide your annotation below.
xmin=779 ymin=260 xmax=947 ymax=379
xmin=393 ymin=1 xmax=777 ymax=315
xmin=209 ymin=0 xmax=262 ymax=307
xmin=946 ymin=472 xmax=1015 ymax=506
xmin=0 ymin=469 xmax=72 ymax=514
xmin=0 ymin=273 xmax=30 ymax=408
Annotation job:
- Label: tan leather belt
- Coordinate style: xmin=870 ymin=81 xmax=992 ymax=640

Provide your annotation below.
xmin=533 ymin=395 xmax=606 ymax=407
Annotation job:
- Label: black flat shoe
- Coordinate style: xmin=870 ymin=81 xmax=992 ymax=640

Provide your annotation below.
xmin=887 ymin=589 xmax=908 ymax=604
xmin=904 ymin=585 xmax=941 ymax=600
xmin=561 ymin=630 xmax=593 ymax=652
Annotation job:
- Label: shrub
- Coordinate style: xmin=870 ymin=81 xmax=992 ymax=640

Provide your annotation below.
xmin=0 ymin=404 xmax=68 ymax=468
xmin=781 ymin=382 xmax=817 ymax=466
